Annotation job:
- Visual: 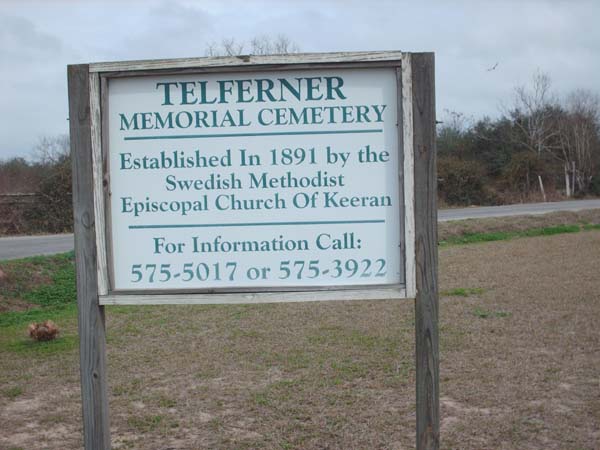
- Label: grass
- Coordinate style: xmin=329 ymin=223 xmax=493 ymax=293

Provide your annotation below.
xmin=0 ymin=251 xmax=77 ymax=327
xmin=112 ymin=378 xmax=143 ymax=397
xmin=472 ymin=307 xmax=512 ymax=319
xmin=438 ymin=209 xmax=600 ymax=243
xmin=0 ymin=252 xmax=78 ymax=360
xmin=156 ymin=394 xmax=177 ymax=408
xmin=1 ymin=217 xmax=600 ymax=449
xmin=0 ymin=303 xmax=76 ymax=328
xmin=583 ymin=223 xmax=600 ymax=231
xmin=442 ymin=287 xmax=486 ymax=297
xmin=439 ymin=224 xmax=585 ymax=246
xmin=127 ymin=414 xmax=166 ymax=433
xmin=0 ymin=220 xmax=596 ymax=327
xmin=2 ymin=386 xmax=23 ymax=399
xmin=0 ymin=251 xmax=75 ymax=302
xmin=6 ymin=334 xmax=78 ymax=355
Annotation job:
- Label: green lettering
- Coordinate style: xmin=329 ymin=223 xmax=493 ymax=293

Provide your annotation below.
xmin=279 ymin=78 xmax=302 ymax=101
xmin=155 ymin=112 xmax=173 ymax=129
xmin=237 ymin=79 xmax=254 ymax=103
xmin=180 ymin=81 xmax=197 ymax=105
xmin=119 ymin=113 xmax=139 ymax=130
xmin=256 ymin=79 xmax=277 ymax=102
xmin=218 ymin=80 xmax=235 ymax=103
xmin=326 ymin=76 xmax=346 ymax=100
xmin=156 ymin=82 xmax=178 ymax=105
xmin=305 ymin=77 xmax=323 ymax=100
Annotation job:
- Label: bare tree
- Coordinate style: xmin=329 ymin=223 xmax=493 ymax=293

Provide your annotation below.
xmin=439 ymin=109 xmax=471 ymax=133
xmin=557 ymin=90 xmax=600 ymax=195
xmin=205 ymin=38 xmax=244 ymax=57
xmin=510 ymin=71 xmax=560 ymax=156
xmin=22 ymin=134 xmax=74 ymax=232
xmin=0 ymin=157 xmax=40 ymax=194
xmin=436 ymin=109 xmax=472 ymax=157
xmin=507 ymin=71 xmax=561 ymax=200
xmin=249 ymin=34 xmax=300 ymax=55
xmin=33 ymin=134 xmax=70 ymax=165
xmin=205 ymin=34 xmax=299 ymax=57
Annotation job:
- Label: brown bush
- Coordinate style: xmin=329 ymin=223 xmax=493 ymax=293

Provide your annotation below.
xmin=438 ymin=156 xmax=496 ymax=206
xmin=23 ymin=155 xmax=73 ymax=234
xmin=28 ymin=320 xmax=60 ymax=342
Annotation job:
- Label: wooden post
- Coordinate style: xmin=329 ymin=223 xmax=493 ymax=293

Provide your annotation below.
xmin=68 ymin=64 xmax=111 ymax=450
xmin=565 ymin=164 xmax=571 ymax=198
xmin=411 ymin=53 xmax=440 ymax=450
xmin=538 ymin=175 xmax=547 ymax=202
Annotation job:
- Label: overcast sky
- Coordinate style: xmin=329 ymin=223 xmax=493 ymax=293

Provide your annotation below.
xmin=1 ymin=0 xmax=599 ymax=159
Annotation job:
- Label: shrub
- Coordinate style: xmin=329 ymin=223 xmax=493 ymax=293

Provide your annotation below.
xmin=590 ymin=173 xmax=600 ymax=196
xmin=437 ymin=156 xmax=492 ymax=206
xmin=501 ymin=152 xmax=546 ymax=197
xmin=28 ymin=320 xmax=60 ymax=341
xmin=23 ymin=155 xmax=73 ymax=233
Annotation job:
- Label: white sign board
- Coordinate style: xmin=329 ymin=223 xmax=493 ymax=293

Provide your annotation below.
xmin=105 ymin=67 xmax=406 ymax=294
xmin=70 ymin=53 xmax=437 ymax=449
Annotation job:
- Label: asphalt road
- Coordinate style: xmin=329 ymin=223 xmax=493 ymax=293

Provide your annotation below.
xmin=0 ymin=233 xmax=75 ymax=260
xmin=1 ymin=199 xmax=599 ymax=260
xmin=437 ymin=199 xmax=600 ymax=222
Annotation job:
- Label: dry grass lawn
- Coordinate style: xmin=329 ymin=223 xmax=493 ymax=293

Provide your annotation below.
xmin=1 ymin=231 xmax=599 ymax=449
xmin=438 ymin=208 xmax=600 ymax=241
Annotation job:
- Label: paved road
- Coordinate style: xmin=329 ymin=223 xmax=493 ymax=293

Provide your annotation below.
xmin=437 ymin=199 xmax=600 ymax=221
xmin=1 ymin=199 xmax=599 ymax=260
xmin=0 ymin=234 xmax=75 ymax=260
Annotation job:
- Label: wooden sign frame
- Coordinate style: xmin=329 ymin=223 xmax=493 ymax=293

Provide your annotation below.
xmin=68 ymin=51 xmax=438 ymax=449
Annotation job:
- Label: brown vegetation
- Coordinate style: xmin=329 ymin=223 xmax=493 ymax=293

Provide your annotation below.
xmin=28 ymin=320 xmax=59 ymax=341
xmin=0 ymin=135 xmax=72 ymax=235
xmin=438 ymin=72 xmax=600 ymax=205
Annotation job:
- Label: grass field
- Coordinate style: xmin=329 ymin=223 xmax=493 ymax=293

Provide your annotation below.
xmin=1 ymin=219 xmax=599 ymax=449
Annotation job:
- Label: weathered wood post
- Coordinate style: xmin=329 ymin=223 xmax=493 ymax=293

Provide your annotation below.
xmin=68 ymin=64 xmax=111 ymax=450
xmin=411 ymin=53 xmax=440 ymax=449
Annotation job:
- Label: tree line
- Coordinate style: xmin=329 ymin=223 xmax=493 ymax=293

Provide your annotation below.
xmin=0 ymin=135 xmax=72 ymax=234
xmin=437 ymin=71 xmax=600 ymax=206
xmin=1 ymin=58 xmax=599 ymax=235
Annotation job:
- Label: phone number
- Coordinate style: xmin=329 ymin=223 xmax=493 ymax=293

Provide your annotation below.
xmin=130 ymin=258 xmax=387 ymax=283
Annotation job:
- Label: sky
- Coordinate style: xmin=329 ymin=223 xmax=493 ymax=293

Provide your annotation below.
xmin=1 ymin=0 xmax=599 ymax=159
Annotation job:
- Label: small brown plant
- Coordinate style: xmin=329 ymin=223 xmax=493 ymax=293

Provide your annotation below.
xmin=28 ymin=320 xmax=59 ymax=341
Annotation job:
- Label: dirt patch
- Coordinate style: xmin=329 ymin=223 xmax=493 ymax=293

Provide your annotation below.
xmin=0 ymin=295 xmax=35 ymax=313
xmin=1 ymin=231 xmax=599 ymax=449
xmin=439 ymin=231 xmax=600 ymax=449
